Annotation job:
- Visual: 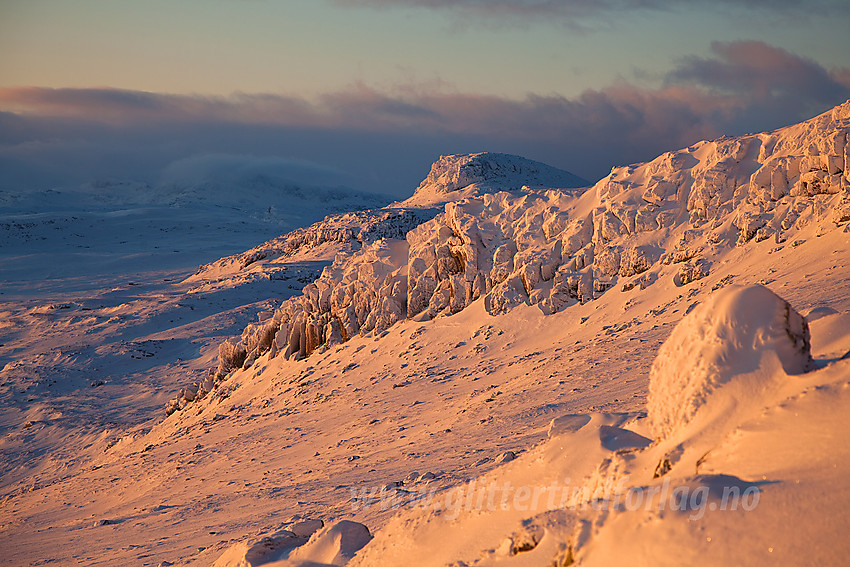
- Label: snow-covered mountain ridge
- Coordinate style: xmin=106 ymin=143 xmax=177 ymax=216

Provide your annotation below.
xmin=185 ymin=152 xmax=589 ymax=286
xmin=177 ymin=101 xmax=850 ymax=416
xmin=176 ymin=103 xmax=847 ymax=564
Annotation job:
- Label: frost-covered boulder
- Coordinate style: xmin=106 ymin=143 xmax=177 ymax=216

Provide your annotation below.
xmin=647 ymin=285 xmax=813 ymax=438
xmin=673 ymin=258 xmax=710 ymax=286
xmin=619 ymin=244 xmax=659 ymax=277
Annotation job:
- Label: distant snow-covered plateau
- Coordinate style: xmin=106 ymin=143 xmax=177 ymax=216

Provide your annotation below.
xmin=1 ymin=104 xmax=849 ymax=566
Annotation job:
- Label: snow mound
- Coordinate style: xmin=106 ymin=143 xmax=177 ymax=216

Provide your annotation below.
xmin=401 ymin=152 xmax=588 ymax=207
xmin=284 ymin=520 xmax=372 ymax=566
xmin=647 ymin=284 xmax=813 ymax=438
xmin=213 ymin=531 xmax=308 ymax=567
xmin=152 ymin=154 xmax=391 ymax=214
xmin=213 ymin=519 xmax=369 ymax=567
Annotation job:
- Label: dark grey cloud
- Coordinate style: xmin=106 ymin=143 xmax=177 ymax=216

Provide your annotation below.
xmin=0 ymin=87 xmax=317 ymax=126
xmin=669 ymin=41 xmax=848 ymax=102
xmin=0 ymin=109 xmax=458 ymax=196
xmin=2 ymin=41 xmax=849 ymax=196
xmin=664 ymin=40 xmax=850 ymax=131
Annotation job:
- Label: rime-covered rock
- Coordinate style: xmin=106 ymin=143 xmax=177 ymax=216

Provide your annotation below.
xmin=619 ymin=245 xmax=659 ymax=277
xmin=673 ymin=258 xmax=710 ymax=286
xmin=647 ymin=285 xmax=813 ymax=438
xmin=402 ymin=152 xmax=588 ymax=207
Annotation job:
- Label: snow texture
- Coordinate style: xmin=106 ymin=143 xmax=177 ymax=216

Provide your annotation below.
xmin=647 ymin=284 xmax=813 ymax=438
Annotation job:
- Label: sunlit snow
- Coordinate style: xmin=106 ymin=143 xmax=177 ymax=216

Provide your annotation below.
xmin=1 ymin=102 xmax=849 ymax=566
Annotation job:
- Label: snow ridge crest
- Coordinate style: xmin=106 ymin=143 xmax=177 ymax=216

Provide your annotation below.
xmin=404 ymin=152 xmax=589 ymax=207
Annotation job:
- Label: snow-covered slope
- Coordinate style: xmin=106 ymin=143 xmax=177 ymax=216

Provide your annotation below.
xmin=0 ymin=176 xmax=392 ymax=532
xmin=195 ymin=101 xmax=849 ymax=564
xmin=351 ymin=285 xmax=850 ymax=567
xmin=1 ymin=106 xmax=848 ymax=566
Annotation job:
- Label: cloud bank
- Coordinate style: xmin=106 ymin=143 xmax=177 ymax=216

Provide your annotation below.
xmin=2 ymin=41 xmax=848 ymax=196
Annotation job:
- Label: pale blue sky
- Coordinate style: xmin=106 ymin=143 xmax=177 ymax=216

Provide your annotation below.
xmin=2 ymin=0 xmax=847 ymax=99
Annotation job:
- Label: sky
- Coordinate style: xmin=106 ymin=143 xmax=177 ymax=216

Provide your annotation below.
xmin=1 ymin=0 xmax=850 ymax=196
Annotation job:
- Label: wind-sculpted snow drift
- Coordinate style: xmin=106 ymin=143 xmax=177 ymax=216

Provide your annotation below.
xmin=169 ymin=102 xmax=850 ymax=414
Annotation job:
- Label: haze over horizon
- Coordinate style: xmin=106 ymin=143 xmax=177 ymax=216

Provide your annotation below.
xmin=2 ymin=0 xmax=849 ymax=196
